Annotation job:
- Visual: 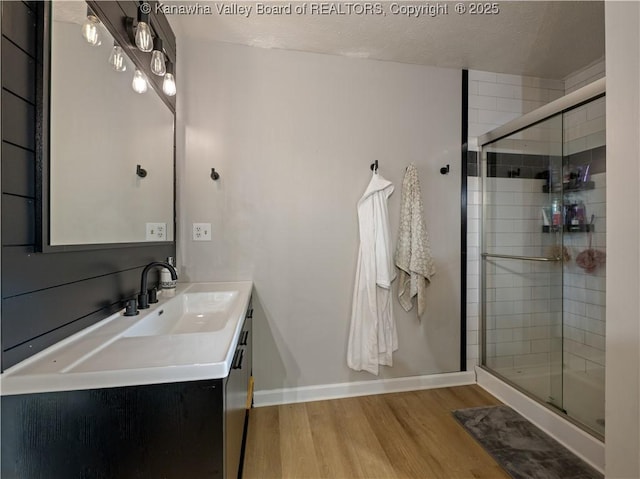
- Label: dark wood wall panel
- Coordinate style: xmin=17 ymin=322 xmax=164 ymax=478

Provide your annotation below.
xmin=4 ymin=302 xmax=122 ymax=368
xmin=2 ymin=38 xmax=36 ymax=103
xmin=1 ymin=91 xmax=35 ymax=150
xmin=2 ymin=269 xmax=142 ymax=351
xmin=2 ymin=244 xmax=171 ymax=299
xmin=1 ymin=2 xmax=177 ymax=371
xmin=1 ymin=143 xmax=35 ymax=197
xmin=1 ymin=2 xmax=37 ymax=55
xmin=1 ymin=195 xmax=35 ymax=246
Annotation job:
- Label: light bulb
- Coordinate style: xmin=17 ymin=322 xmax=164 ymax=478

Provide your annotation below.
xmin=108 ymin=43 xmax=126 ymax=72
xmin=163 ymin=62 xmax=176 ymax=96
xmin=132 ymin=69 xmax=148 ymax=94
xmin=81 ymin=8 xmax=100 ymax=46
xmin=135 ymin=10 xmax=153 ymax=52
xmin=163 ymin=73 xmax=176 ymax=96
xmin=150 ymin=38 xmax=166 ymax=76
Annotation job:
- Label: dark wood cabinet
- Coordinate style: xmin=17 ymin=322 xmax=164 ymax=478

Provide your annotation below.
xmin=226 ymin=306 xmax=252 ymax=478
xmin=1 ymin=303 xmax=254 ymax=479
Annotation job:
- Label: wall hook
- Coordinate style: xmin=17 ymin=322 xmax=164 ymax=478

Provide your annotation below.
xmin=440 ymin=164 xmax=450 ymax=175
xmin=370 ymin=160 xmax=378 ymax=172
xmin=211 ymin=168 xmax=220 ymax=181
xmin=136 ymin=164 xmax=147 ymax=178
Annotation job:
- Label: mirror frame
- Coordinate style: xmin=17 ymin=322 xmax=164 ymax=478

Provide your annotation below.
xmin=37 ymin=0 xmax=177 ymax=252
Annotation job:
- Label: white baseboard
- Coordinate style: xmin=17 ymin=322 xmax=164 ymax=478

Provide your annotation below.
xmin=475 ymin=366 xmax=605 ymax=474
xmin=254 ymin=371 xmax=476 ymax=407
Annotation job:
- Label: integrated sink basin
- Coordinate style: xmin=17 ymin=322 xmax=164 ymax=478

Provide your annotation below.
xmin=0 ymin=281 xmax=253 ymax=396
xmin=124 ymin=291 xmax=240 ymax=337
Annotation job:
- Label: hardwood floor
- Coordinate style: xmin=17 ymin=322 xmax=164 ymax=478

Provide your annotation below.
xmin=242 ymin=385 xmax=510 ymax=479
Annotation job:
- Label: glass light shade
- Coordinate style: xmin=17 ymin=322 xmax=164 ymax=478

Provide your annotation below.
xmin=135 ymin=21 xmax=153 ymax=52
xmin=108 ymin=44 xmax=126 ymax=72
xmin=150 ymin=47 xmax=166 ymax=76
xmin=132 ymin=69 xmax=148 ymax=94
xmin=163 ymin=73 xmax=176 ymax=96
xmin=81 ymin=15 xmax=100 ymax=46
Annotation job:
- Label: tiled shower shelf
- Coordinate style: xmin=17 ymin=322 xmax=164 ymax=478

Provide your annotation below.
xmin=542 ymin=181 xmax=595 ymax=194
xmin=542 ymin=225 xmax=595 ymax=233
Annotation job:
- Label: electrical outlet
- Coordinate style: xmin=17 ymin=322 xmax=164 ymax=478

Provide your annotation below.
xmin=146 ymin=222 xmax=166 ymax=241
xmin=193 ymin=223 xmax=212 ymax=241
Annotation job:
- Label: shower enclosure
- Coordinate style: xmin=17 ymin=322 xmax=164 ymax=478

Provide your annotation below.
xmin=479 ymin=80 xmax=606 ymax=438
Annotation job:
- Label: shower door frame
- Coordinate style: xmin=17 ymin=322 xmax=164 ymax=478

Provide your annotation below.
xmin=477 ymin=78 xmax=606 ymax=439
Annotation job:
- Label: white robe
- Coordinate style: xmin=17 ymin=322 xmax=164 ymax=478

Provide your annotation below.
xmin=347 ymin=172 xmax=397 ymax=375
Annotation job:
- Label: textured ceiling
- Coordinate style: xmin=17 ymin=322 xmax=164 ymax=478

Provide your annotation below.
xmin=167 ymin=1 xmax=604 ymax=79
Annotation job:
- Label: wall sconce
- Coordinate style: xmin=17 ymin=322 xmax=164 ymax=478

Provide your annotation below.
xmin=132 ymin=69 xmax=148 ymax=94
xmin=108 ymin=42 xmax=127 ymax=72
xmin=126 ymin=2 xmax=153 ymax=53
xmin=81 ymin=6 xmax=101 ymax=46
xmin=151 ymin=38 xmax=166 ymax=76
xmin=134 ymin=3 xmax=153 ymax=52
xmin=163 ymin=61 xmax=176 ymax=96
xmin=123 ymin=3 xmax=176 ymax=98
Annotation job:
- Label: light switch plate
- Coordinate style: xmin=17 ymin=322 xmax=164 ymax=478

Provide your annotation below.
xmin=193 ymin=223 xmax=212 ymax=241
xmin=146 ymin=223 xmax=166 ymax=241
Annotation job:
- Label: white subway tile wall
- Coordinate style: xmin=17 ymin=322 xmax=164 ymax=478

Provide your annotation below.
xmin=467 ymin=176 xmax=481 ymax=371
xmin=483 ymin=177 xmax=562 ymax=404
xmin=468 ymin=71 xmax=565 ymax=151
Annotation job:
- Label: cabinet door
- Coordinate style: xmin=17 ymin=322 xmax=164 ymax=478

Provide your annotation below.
xmin=225 ymin=338 xmax=248 ymax=478
xmin=2 ymin=380 xmax=225 ymax=479
xmin=243 ymin=304 xmax=253 ymax=407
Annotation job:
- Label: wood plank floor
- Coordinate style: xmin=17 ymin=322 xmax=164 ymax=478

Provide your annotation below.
xmin=242 ymin=385 xmax=510 ymax=479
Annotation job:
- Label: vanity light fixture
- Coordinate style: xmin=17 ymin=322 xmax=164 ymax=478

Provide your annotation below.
xmin=134 ymin=2 xmax=153 ymax=52
xmin=150 ymin=38 xmax=166 ymax=76
xmin=108 ymin=42 xmax=127 ymax=72
xmin=132 ymin=69 xmax=148 ymax=94
xmin=162 ymin=61 xmax=176 ymax=96
xmin=81 ymin=6 xmax=101 ymax=46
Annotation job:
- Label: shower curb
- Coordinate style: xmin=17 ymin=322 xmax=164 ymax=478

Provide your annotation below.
xmin=475 ymin=366 xmax=604 ymax=473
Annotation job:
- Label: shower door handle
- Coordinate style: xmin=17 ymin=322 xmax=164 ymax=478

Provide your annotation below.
xmin=481 ymin=253 xmax=562 ymax=262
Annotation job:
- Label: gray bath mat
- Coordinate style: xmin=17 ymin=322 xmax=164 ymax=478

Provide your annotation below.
xmin=453 ymin=405 xmax=602 ymax=479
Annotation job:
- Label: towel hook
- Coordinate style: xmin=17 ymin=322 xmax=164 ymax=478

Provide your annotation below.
xmin=211 ymin=168 xmax=220 ymax=181
xmin=136 ymin=164 xmax=147 ymax=178
xmin=370 ymin=160 xmax=378 ymax=172
xmin=440 ymin=164 xmax=449 ymax=175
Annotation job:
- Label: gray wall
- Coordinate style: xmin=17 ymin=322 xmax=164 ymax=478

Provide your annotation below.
xmin=604 ymin=1 xmax=640 ymax=476
xmin=177 ymin=40 xmax=462 ymax=391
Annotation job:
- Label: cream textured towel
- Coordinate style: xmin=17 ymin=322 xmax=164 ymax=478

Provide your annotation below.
xmin=394 ymin=164 xmax=435 ymax=316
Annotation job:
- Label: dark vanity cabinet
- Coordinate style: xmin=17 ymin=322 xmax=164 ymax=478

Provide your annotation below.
xmin=226 ymin=303 xmax=253 ymax=478
xmin=1 ymin=304 xmax=254 ymax=479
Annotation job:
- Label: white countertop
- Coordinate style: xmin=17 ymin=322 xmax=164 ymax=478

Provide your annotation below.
xmin=0 ymin=281 xmax=253 ymax=396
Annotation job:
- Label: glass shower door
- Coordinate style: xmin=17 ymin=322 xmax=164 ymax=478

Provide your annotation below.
xmin=482 ymin=114 xmax=565 ymax=411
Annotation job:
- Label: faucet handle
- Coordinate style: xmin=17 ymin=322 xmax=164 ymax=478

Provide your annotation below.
xmin=148 ymin=287 xmax=158 ymax=304
xmin=124 ymin=298 xmax=139 ymax=316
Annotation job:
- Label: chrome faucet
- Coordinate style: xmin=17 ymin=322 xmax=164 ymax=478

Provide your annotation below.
xmin=138 ymin=261 xmax=178 ymax=309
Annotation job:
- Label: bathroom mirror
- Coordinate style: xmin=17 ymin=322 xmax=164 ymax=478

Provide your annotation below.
xmin=46 ymin=1 xmax=174 ymax=247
